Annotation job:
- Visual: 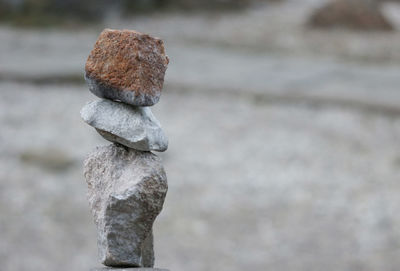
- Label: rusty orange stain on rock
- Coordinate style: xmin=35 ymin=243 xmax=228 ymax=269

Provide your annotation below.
xmin=85 ymin=29 xmax=169 ymax=106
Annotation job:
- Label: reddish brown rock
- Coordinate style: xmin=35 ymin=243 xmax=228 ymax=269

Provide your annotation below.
xmin=85 ymin=29 xmax=169 ymax=106
xmin=308 ymin=0 xmax=393 ymax=31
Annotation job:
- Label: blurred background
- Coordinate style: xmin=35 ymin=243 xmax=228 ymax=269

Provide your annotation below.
xmin=1 ymin=0 xmax=400 ymax=270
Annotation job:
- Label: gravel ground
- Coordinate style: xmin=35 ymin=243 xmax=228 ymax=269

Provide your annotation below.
xmin=1 ymin=1 xmax=400 ymax=271
xmin=1 ymin=82 xmax=399 ymax=271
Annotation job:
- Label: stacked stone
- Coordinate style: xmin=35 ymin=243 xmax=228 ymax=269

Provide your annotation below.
xmin=80 ymin=29 xmax=169 ymax=270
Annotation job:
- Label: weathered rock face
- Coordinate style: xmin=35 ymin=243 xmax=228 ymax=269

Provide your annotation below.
xmin=80 ymin=99 xmax=168 ymax=152
xmin=308 ymin=0 xmax=393 ymax=31
xmin=83 ymin=144 xmax=168 ymax=267
xmin=85 ymin=29 xmax=169 ymax=106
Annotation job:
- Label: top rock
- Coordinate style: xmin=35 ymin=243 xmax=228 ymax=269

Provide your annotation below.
xmin=85 ymin=29 xmax=169 ymax=106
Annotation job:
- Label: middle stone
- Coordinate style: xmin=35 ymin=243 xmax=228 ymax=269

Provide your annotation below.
xmin=81 ymin=99 xmax=168 ymax=152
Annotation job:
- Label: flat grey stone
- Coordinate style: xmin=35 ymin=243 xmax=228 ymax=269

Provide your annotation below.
xmin=81 ymin=99 xmax=168 ymax=152
xmin=84 ymin=144 xmax=168 ymax=267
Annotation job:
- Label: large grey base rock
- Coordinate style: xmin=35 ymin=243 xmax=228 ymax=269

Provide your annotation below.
xmin=84 ymin=144 xmax=168 ymax=267
xmin=81 ymin=99 xmax=168 ymax=152
xmin=91 ymin=268 xmax=169 ymax=271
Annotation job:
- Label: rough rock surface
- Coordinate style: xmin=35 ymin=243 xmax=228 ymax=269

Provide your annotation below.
xmin=85 ymin=28 xmax=169 ymax=106
xmin=83 ymin=144 xmax=168 ymax=267
xmin=308 ymin=0 xmax=393 ymax=31
xmin=80 ymin=99 xmax=168 ymax=152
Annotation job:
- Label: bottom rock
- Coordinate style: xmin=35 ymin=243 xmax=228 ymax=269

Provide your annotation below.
xmin=84 ymin=144 xmax=168 ymax=267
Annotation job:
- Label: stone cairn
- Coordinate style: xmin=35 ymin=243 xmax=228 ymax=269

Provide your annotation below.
xmin=80 ymin=29 xmax=169 ymax=271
